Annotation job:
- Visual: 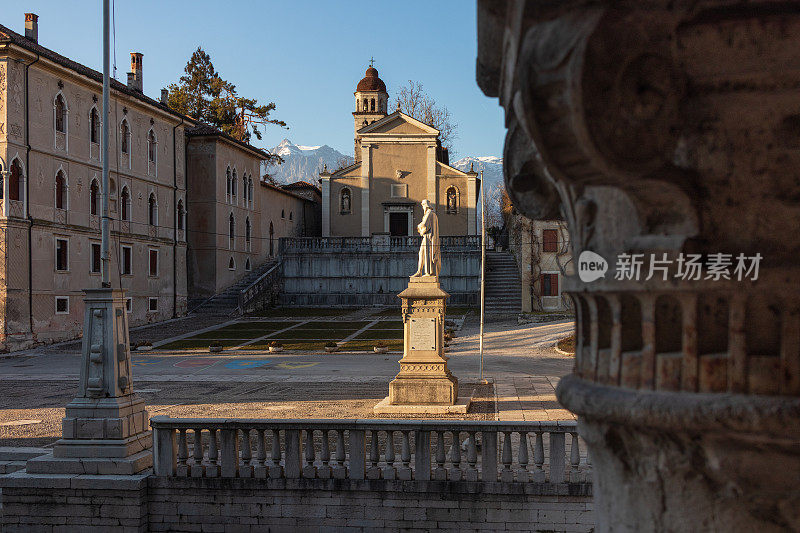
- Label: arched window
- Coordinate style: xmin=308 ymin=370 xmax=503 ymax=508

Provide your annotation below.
xmin=228 ymin=257 xmax=235 ymax=270
xmin=147 ymin=129 xmax=157 ymax=163
xmin=245 ymin=217 xmax=251 ymax=251
xmin=245 ymin=258 xmax=251 ymax=271
xmin=55 ymin=170 xmax=67 ymax=209
xmin=90 ymin=179 xmax=99 ymax=216
xmin=9 ymin=159 xmax=22 ymax=202
xmin=54 ymin=93 xmax=67 ymax=133
xmin=120 ymin=119 xmax=130 ymax=154
xmin=177 ymin=199 xmax=185 ymax=231
xmin=148 ymin=193 xmax=157 ymax=225
xmin=363 ymin=98 xmax=368 ymax=111
xmin=242 ymin=173 xmax=248 ymax=205
xmin=249 ymin=178 xmax=254 ymax=208
xmin=90 ymin=107 xmax=100 ymax=144
xmin=446 ymin=186 xmax=459 ymax=214
xmin=229 ymin=213 xmax=235 ymax=250
xmin=289 ymin=211 xmax=293 ymax=221
xmin=269 ymin=221 xmax=274 ymax=256
xmin=281 ymin=209 xmax=285 ymax=219
xmin=371 ymin=98 xmax=375 ymax=111
xmin=231 ymin=169 xmax=237 ymax=203
xmin=120 ymin=186 xmax=130 ymax=221
xmin=340 ymin=187 xmax=351 ymax=214
xmin=226 ymin=167 xmax=232 ymax=202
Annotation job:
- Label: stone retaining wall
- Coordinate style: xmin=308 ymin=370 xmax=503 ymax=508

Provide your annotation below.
xmin=146 ymin=477 xmax=593 ymax=532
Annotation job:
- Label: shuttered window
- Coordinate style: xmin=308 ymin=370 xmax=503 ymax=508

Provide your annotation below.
xmin=540 ymin=273 xmax=559 ymax=297
xmin=542 ymin=229 xmax=558 ymax=252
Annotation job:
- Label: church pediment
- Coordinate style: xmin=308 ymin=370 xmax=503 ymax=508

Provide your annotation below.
xmin=357 ymin=111 xmax=439 ymax=136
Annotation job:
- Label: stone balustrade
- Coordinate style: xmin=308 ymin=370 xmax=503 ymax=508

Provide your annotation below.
xmin=280 ymin=235 xmax=480 ymax=254
xmin=238 ymin=261 xmax=283 ymax=314
xmin=151 ymin=418 xmax=589 ymax=484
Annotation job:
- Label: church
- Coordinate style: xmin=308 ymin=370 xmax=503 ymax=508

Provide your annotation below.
xmin=320 ymin=66 xmax=480 ymax=237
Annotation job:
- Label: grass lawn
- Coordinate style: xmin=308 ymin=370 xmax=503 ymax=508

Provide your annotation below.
xmin=242 ymin=341 xmax=338 ymax=351
xmin=341 ymin=339 xmax=403 ymax=351
xmin=299 ymin=321 xmax=370 ymax=330
xmin=251 ymin=308 xmax=351 ymax=318
xmin=351 ymin=328 xmax=403 ymax=341
xmin=158 ymin=339 xmax=245 ymax=350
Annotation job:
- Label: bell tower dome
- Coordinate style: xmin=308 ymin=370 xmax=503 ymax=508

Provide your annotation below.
xmin=353 ymin=60 xmax=388 ymax=159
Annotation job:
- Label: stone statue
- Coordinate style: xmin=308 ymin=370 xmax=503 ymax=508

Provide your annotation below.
xmin=411 ymin=199 xmax=440 ymax=277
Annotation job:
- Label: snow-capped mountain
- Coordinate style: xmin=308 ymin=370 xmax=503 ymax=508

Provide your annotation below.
xmin=263 ymin=139 xmax=353 ymax=185
xmin=452 ymin=155 xmax=504 ymax=192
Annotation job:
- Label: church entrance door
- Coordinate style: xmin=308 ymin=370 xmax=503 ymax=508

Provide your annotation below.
xmin=389 ymin=212 xmax=409 ymax=236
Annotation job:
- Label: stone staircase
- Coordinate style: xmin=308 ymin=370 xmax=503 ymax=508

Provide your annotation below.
xmin=484 ymin=251 xmax=522 ymax=316
xmin=189 ymin=260 xmax=279 ymax=317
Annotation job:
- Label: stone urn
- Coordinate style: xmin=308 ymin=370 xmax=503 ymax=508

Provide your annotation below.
xmin=268 ymin=344 xmax=283 ymax=353
xmin=373 ymin=345 xmax=389 ymax=354
xmin=208 ymin=344 xmax=223 ymax=353
xmin=324 ymin=344 xmax=338 ymax=353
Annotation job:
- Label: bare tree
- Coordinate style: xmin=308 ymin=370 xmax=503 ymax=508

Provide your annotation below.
xmin=392 ymin=81 xmax=457 ymax=152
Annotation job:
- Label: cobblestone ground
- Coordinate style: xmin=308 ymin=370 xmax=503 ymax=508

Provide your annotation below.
xmin=0 ymin=380 xmax=495 ymax=448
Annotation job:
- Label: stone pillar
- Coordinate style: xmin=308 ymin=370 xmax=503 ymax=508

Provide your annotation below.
xmin=320 ymin=172 xmax=331 ymax=237
xmin=27 ymin=288 xmax=152 ymax=475
xmin=426 ymin=144 xmax=437 ymax=205
xmin=2 ymin=170 xmax=9 ymax=217
xmin=477 ymin=2 xmax=800 ymax=531
xmin=466 ymin=172 xmax=478 ymax=236
xmin=374 ymin=276 xmax=469 ymax=415
xmin=360 ymin=143 xmax=371 ymax=237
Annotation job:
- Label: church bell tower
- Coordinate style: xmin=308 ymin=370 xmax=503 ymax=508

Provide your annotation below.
xmin=353 ymin=60 xmax=388 ymax=159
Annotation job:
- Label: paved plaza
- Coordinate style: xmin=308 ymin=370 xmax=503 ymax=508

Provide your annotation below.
xmin=0 ymin=310 xmax=575 ymax=447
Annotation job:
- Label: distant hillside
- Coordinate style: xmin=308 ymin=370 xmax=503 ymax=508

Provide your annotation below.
xmin=262 ymin=139 xmax=352 ymax=185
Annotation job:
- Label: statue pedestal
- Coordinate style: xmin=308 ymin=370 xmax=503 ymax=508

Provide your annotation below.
xmin=374 ymin=276 xmax=470 ymax=415
xmin=26 ymin=288 xmax=152 ymax=475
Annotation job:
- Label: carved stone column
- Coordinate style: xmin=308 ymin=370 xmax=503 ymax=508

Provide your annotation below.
xmin=478 ymin=2 xmax=800 ymax=530
xmin=27 ymin=288 xmax=152 ymax=475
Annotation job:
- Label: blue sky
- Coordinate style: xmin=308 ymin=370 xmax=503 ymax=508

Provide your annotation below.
xmin=1 ymin=1 xmax=505 ymax=159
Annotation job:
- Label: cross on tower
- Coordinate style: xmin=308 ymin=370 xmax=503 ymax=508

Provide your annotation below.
xmin=369 ymin=57 xmax=375 ymax=68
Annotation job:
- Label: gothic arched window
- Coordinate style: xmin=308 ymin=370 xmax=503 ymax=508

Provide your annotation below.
xmin=177 ymin=199 xmax=185 ymax=231
xmin=269 ymin=221 xmax=274 ymax=256
xmin=90 ymin=107 xmax=100 ymax=144
xmin=147 ymin=129 xmax=157 ymax=163
xmin=90 ymin=179 xmax=100 ymax=216
xmin=54 ymin=93 xmax=67 ymax=133
xmin=55 ymin=170 xmax=67 ymax=209
xmin=340 ymin=188 xmax=351 ymax=214
xmin=148 ymin=193 xmax=158 ymax=225
xmin=121 ymin=186 xmax=130 ymax=221
xmin=120 ymin=119 xmax=130 ymax=154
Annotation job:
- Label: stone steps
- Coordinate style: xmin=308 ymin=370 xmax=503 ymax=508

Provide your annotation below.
xmin=483 ymin=251 xmax=522 ymax=315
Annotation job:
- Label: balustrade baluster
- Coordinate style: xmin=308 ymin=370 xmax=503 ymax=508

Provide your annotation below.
xmin=367 ymin=429 xmax=381 ymax=479
xmin=332 ymin=429 xmax=347 ymax=479
xmin=532 ymin=431 xmax=545 ymax=482
xmin=303 ymin=429 xmax=317 ymax=478
xmin=269 ymin=429 xmax=283 ymax=478
xmin=447 ymin=431 xmax=462 ymax=481
xmin=516 ymin=431 xmax=530 ymax=482
xmin=207 ymin=428 xmax=219 ymax=478
xmin=318 ymin=429 xmax=331 ymax=479
xmin=481 ymin=430 xmax=498 ymax=482
xmin=191 ymin=428 xmax=205 ymax=478
xmin=177 ymin=429 xmax=189 ymax=477
xmin=382 ymin=430 xmax=396 ymax=480
xmin=465 ymin=432 xmax=478 ymax=481
xmin=254 ymin=429 xmax=267 ymax=478
xmin=433 ymin=430 xmax=447 ymax=480
xmin=500 ymin=431 xmax=514 ymax=482
xmin=398 ymin=430 xmax=412 ymax=480
xmin=549 ymin=431 xmax=566 ymax=483
xmin=570 ymin=431 xmax=581 ymax=482
xmin=415 ymin=430 xmax=431 ymax=481
xmin=240 ymin=429 xmax=253 ymax=477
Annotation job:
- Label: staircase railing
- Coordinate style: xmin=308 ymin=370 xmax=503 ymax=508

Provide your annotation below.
xmin=237 ymin=260 xmax=283 ymax=315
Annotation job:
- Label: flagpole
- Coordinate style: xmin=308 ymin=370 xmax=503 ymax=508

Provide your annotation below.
xmin=479 ymin=170 xmax=486 ymax=384
xmin=101 ymin=0 xmax=111 ymax=287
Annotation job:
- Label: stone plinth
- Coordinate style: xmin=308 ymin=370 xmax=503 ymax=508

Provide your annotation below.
xmin=375 ymin=276 xmax=469 ymax=415
xmin=26 ymin=288 xmax=152 ymax=475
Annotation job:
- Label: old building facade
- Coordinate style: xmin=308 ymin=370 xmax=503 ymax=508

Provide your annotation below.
xmin=320 ymin=66 xmax=480 ymax=238
xmin=185 ymin=126 xmax=311 ymax=299
xmin=0 ymin=16 xmax=189 ymax=350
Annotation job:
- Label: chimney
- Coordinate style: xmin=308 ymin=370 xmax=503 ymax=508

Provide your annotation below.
xmin=127 ymin=52 xmax=143 ymax=92
xmin=160 ymin=88 xmax=169 ymax=105
xmin=24 ymin=13 xmax=38 ymax=43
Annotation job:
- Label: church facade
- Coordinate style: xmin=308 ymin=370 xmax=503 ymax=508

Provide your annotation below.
xmin=320 ymin=67 xmax=480 ymax=238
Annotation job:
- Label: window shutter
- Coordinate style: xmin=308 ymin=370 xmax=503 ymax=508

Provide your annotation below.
xmin=551 ymin=273 xmax=558 ymax=296
xmin=543 ymin=229 xmax=558 ymax=252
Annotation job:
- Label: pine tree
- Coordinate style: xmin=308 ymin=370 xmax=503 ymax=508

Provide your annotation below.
xmin=165 ymin=47 xmax=287 ymax=153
